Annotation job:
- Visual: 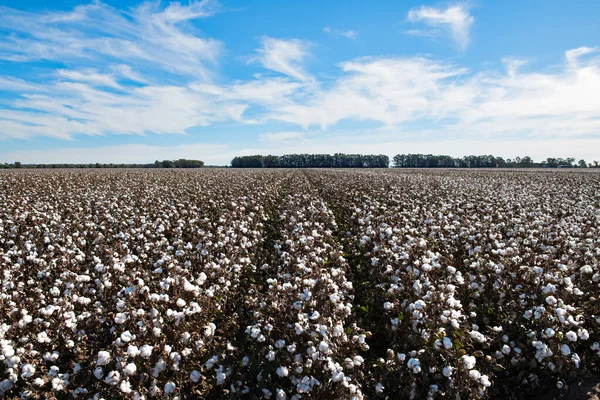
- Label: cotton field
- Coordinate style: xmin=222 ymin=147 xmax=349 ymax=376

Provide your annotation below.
xmin=1 ymin=169 xmax=599 ymax=399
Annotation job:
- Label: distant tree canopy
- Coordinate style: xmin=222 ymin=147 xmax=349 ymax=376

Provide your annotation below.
xmin=231 ymin=154 xmax=390 ymax=168
xmin=392 ymin=154 xmax=594 ymax=168
xmin=0 ymin=159 xmax=204 ymax=169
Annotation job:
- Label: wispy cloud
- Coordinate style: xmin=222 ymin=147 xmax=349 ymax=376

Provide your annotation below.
xmin=0 ymin=0 xmax=221 ymax=79
xmin=2 ymin=46 xmax=600 ymax=142
xmin=324 ymin=26 xmax=357 ymax=40
xmin=407 ymin=3 xmax=474 ymax=50
xmin=251 ymin=37 xmax=312 ymax=81
xmin=258 ymin=131 xmax=307 ymax=142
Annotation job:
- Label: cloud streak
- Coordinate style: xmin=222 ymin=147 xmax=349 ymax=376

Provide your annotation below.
xmin=251 ymin=37 xmax=312 ymax=81
xmin=407 ymin=4 xmax=474 ymax=49
xmin=324 ymin=26 xmax=357 ymax=40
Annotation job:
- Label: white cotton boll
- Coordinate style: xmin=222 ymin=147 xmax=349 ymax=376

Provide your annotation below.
xmin=333 ymin=324 xmax=344 ymax=337
xmin=121 ymin=331 xmax=134 ymax=343
xmin=461 ymin=355 xmax=476 ymax=370
xmin=275 ymin=340 xmax=286 ymax=349
xmin=120 ymin=380 xmax=132 ymax=394
xmin=407 ymin=358 xmax=421 ymax=373
xmin=164 ymin=381 xmax=176 ymax=394
xmin=140 ymin=345 xmax=153 ymax=358
xmin=376 ymin=383 xmax=384 ymax=393
xmin=469 ymin=370 xmax=481 ymax=380
xmin=37 ymin=332 xmax=50 ymax=343
xmin=546 ymin=296 xmax=557 ymax=306
xmin=114 ymin=313 xmax=126 ymax=324
xmin=561 ymin=344 xmax=571 ymax=356
xmin=97 ymin=351 xmax=111 ymax=366
xmin=319 ymin=341 xmax=329 ymax=353
xmin=442 ymin=337 xmax=452 ymax=349
xmin=383 ymin=302 xmax=393 ymax=311
xmin=153 ymin=327 xmax=162 ymax=337
xmin=176 ymin=298 xmax=186 ymax=308
xmin=397 ymin=353 xmax=406 ymax=362
xmin=480 ymin=374 xmax=491 ymax=387
xmin=566 ymin=331 xmax=578 ymax=342
xmin=124 ymin=363 xmax=137 ymax=376
xmin=204 ymin=323 xmax=216 ymax=337
xmin=276 ymin=388 xmax=286 ymax=400
xmin=309 ymin=311 xmax=320 ymax=320
xmin=332 ymin=370 xmax=345 ymax=382
xmin=276 ymin=366 xmax=289 ymax=377
xmin=578 ymin=329 xmax=589 ymax=340
xmin=471 ymin=331 xmax=486 ymax=343
xmin=127 ymin=345 xmax=140 ymax=358
xmin=21 ymin=363 xmax=35 ymax=378
xmin=104 ymin=370 xmax=121 ymax=385
xmin=442 ymin=366 xmax=452 ymax=377
xmin=181 ymin=332 xmax=191 ymax=344
xmin=94 ymin=367 xmax=104 ymax=379
xmin=267 ymin=350 xmax=276 ymax=361
xmin=502 ymin=345 xmax=511 ymax=355
xmin=580 ymin=265 xmax=593 ymax=274
xmin=190 ymin=370 xmax=201 ymax=382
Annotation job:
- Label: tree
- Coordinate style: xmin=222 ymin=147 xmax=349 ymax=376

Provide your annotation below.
xmin=578 ymin=159 xmax=587 ymax=168
xmin=14 ymin=161 xmax=22 ymax=169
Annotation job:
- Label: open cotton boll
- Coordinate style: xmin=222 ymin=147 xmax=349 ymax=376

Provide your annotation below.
xmin=461 ymin=355 xmax=476 ymax=370
xmin=124 ymin=363 xmax=137 ymax=376
xmin=96 ymin=351 xmax=111 ymax=366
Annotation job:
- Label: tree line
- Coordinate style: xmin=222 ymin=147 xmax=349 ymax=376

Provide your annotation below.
xmin=0 ymin=159 xmax=204 ymax=169
xmin=392 ymin=154 xmax=598 ymax=168
xmin=231 ymin=154 xmax=390 ymax=168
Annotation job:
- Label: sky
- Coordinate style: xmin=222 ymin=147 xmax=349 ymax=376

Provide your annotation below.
xmin=1 ymin=0 xmax=599 ymax=165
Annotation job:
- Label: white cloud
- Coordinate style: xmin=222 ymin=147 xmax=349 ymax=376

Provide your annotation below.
xmin=565 ymin=46 xmax=597 ymax=65
xmin=0 ymin=0 xmax=221 ymax=79
xmin=251 ymin=37 xmax=312 ymax=81
xmin=403 ymin=29 xmax=441 ymax=39
xmin=259 ymin=131 xmax=307 ymax=142
xmin=324 ymin=26 xmax=357 ymax=40
xmin=407 ymin=4 xmax=474 ymax=49
xmin=56 ymin=69 xmax=120 ymax=88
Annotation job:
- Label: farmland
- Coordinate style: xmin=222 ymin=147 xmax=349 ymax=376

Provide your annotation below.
xmin=1 ymin=169 xmax=599 ymax=399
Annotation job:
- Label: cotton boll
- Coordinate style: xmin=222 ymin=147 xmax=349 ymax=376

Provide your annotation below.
xmin=190 ymin=370 xmax=201 ymax=383
xmin=97 ymin=351 xmax=111 ymax=366
xmin=140 ymin=345 xmax=153 ymax=358
xmin=461 ymin=355 xmax=476 ymax=370
xmin=120 ymin=380 xmax=132 ymax=394
xmin=164 ymin=381 xmax=176 ymax=394
xmin=127 ymin=345 xmax=140 ymax=357
xmin=442 ymin=366 xmax=453 ymax=377
xmin=104 ymin=371 xmax=121 ymax=385
xmin=124 ymin=363 xmax=137 ymax=376
xmin=442 ymin=337 xmax=452 ymax=349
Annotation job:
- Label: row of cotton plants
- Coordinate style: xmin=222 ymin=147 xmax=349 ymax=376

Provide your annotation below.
xmin=238 ymin=173 xmax=368 ymax=399
xmin=1 ymin=168 xmax=599 ymax=399
xmin=307 ymin=169 xmax=600 ymax=399
xmin=0 ymin=170 xmax=289 ymax=399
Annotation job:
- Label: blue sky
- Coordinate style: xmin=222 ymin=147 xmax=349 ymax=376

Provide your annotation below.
xmin=1 ymin=0 xmax=599 ymax=165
